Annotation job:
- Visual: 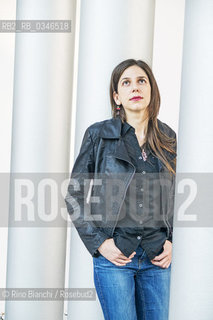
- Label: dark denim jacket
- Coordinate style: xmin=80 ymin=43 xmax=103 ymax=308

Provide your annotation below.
xmin=65 ymin=117 xmax=176 ymax=257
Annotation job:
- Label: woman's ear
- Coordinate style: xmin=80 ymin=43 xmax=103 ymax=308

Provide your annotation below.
xmin=113 ymin=91 xmax=121 ymax=105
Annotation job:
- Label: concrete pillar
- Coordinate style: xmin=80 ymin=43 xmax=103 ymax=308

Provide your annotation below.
xmin=67 ymin=0 xmax=156 ymax=319
xmin=5 ymin=0 xmax=76 ymax=319
xmin=169 ymin=0 xmax=213 ymax=319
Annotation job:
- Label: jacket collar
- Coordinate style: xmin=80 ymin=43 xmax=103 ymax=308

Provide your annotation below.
xmin=99 ymin=117 xmax=122 ymax=139
xmin=99 ymin=117 xmax=134 ymax=165
xmin=99 ymin=116 xmax=176 ymax=163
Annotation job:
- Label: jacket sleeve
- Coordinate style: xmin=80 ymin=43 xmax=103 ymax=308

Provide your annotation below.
xmin=65 ymin=127 xmax=110 ymax=257
xmin=167 ymin=132 xmax=177 ymax=243
xmin=167 ymin=178 xmax=175 ymax=243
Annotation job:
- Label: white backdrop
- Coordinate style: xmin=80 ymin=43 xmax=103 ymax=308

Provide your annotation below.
xmin=0 ymin=0 xmax=185 ymax=316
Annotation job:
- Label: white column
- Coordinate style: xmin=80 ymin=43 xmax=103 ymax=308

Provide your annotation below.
xmin=68 ymin=1 xmax=155 ymax=319
xmin=0 ymin=1 xmax=16 ymax=317
xmin=169 ymin=0 xmax=213 ymax=319
xmin=5 ymin=0 xmax=76 ymax=319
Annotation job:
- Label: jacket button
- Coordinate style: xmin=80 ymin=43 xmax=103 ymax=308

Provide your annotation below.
xmin=139 ymin=220 xmax=143 ymax=224
xmin=142 ymin=171 xmax=146 ymax=174
xmin=137 ymin=236 xmax=142 ymax=240
xmin=139 ymin=156 xmax=142 ymax=160
xmin=139 ymin=203 xmax=143 ymax=208
xmin=140 ymin=188 xmax=144 ymax=192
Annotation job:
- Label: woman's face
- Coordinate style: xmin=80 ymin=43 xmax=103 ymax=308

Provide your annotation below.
xmin=113 ymin=65 xmax=151 ymax=114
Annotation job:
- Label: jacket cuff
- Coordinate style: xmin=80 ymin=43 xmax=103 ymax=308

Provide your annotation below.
xmin=92 ymin=232 xmax=110 ymax=257
xmin=167 ymin=231 xmax=173 ymax=243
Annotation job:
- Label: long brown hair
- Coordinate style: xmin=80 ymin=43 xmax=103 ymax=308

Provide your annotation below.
xmin=109 ymin=59 xmax=176 ymax=175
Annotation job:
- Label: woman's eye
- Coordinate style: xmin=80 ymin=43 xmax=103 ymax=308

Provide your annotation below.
xmin=139 ymin=79 xmax=145 ymax=84
xmin=123 ymin=80 xmax=130 ymax=85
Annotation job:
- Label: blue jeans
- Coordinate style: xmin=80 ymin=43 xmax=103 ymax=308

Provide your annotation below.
xmin=93 ymin=245 xmax=171 ymax=320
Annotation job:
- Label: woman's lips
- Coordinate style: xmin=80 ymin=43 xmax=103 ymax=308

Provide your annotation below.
xmin=130 ymin=96 xmax=143 ymax=101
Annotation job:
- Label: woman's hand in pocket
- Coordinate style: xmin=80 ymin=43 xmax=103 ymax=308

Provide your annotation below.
xmin=150 ymin=240 xmax=172 ymax=269
xmin=98 ymin=238 xmax=136 ymax=266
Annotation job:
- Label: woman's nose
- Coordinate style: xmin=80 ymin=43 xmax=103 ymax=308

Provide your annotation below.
xmin=132 ymin=83 xmax=140 ymax=91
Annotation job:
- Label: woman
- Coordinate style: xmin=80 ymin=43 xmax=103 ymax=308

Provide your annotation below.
xmin=65 ymin=59 xmax=176 ymax=320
